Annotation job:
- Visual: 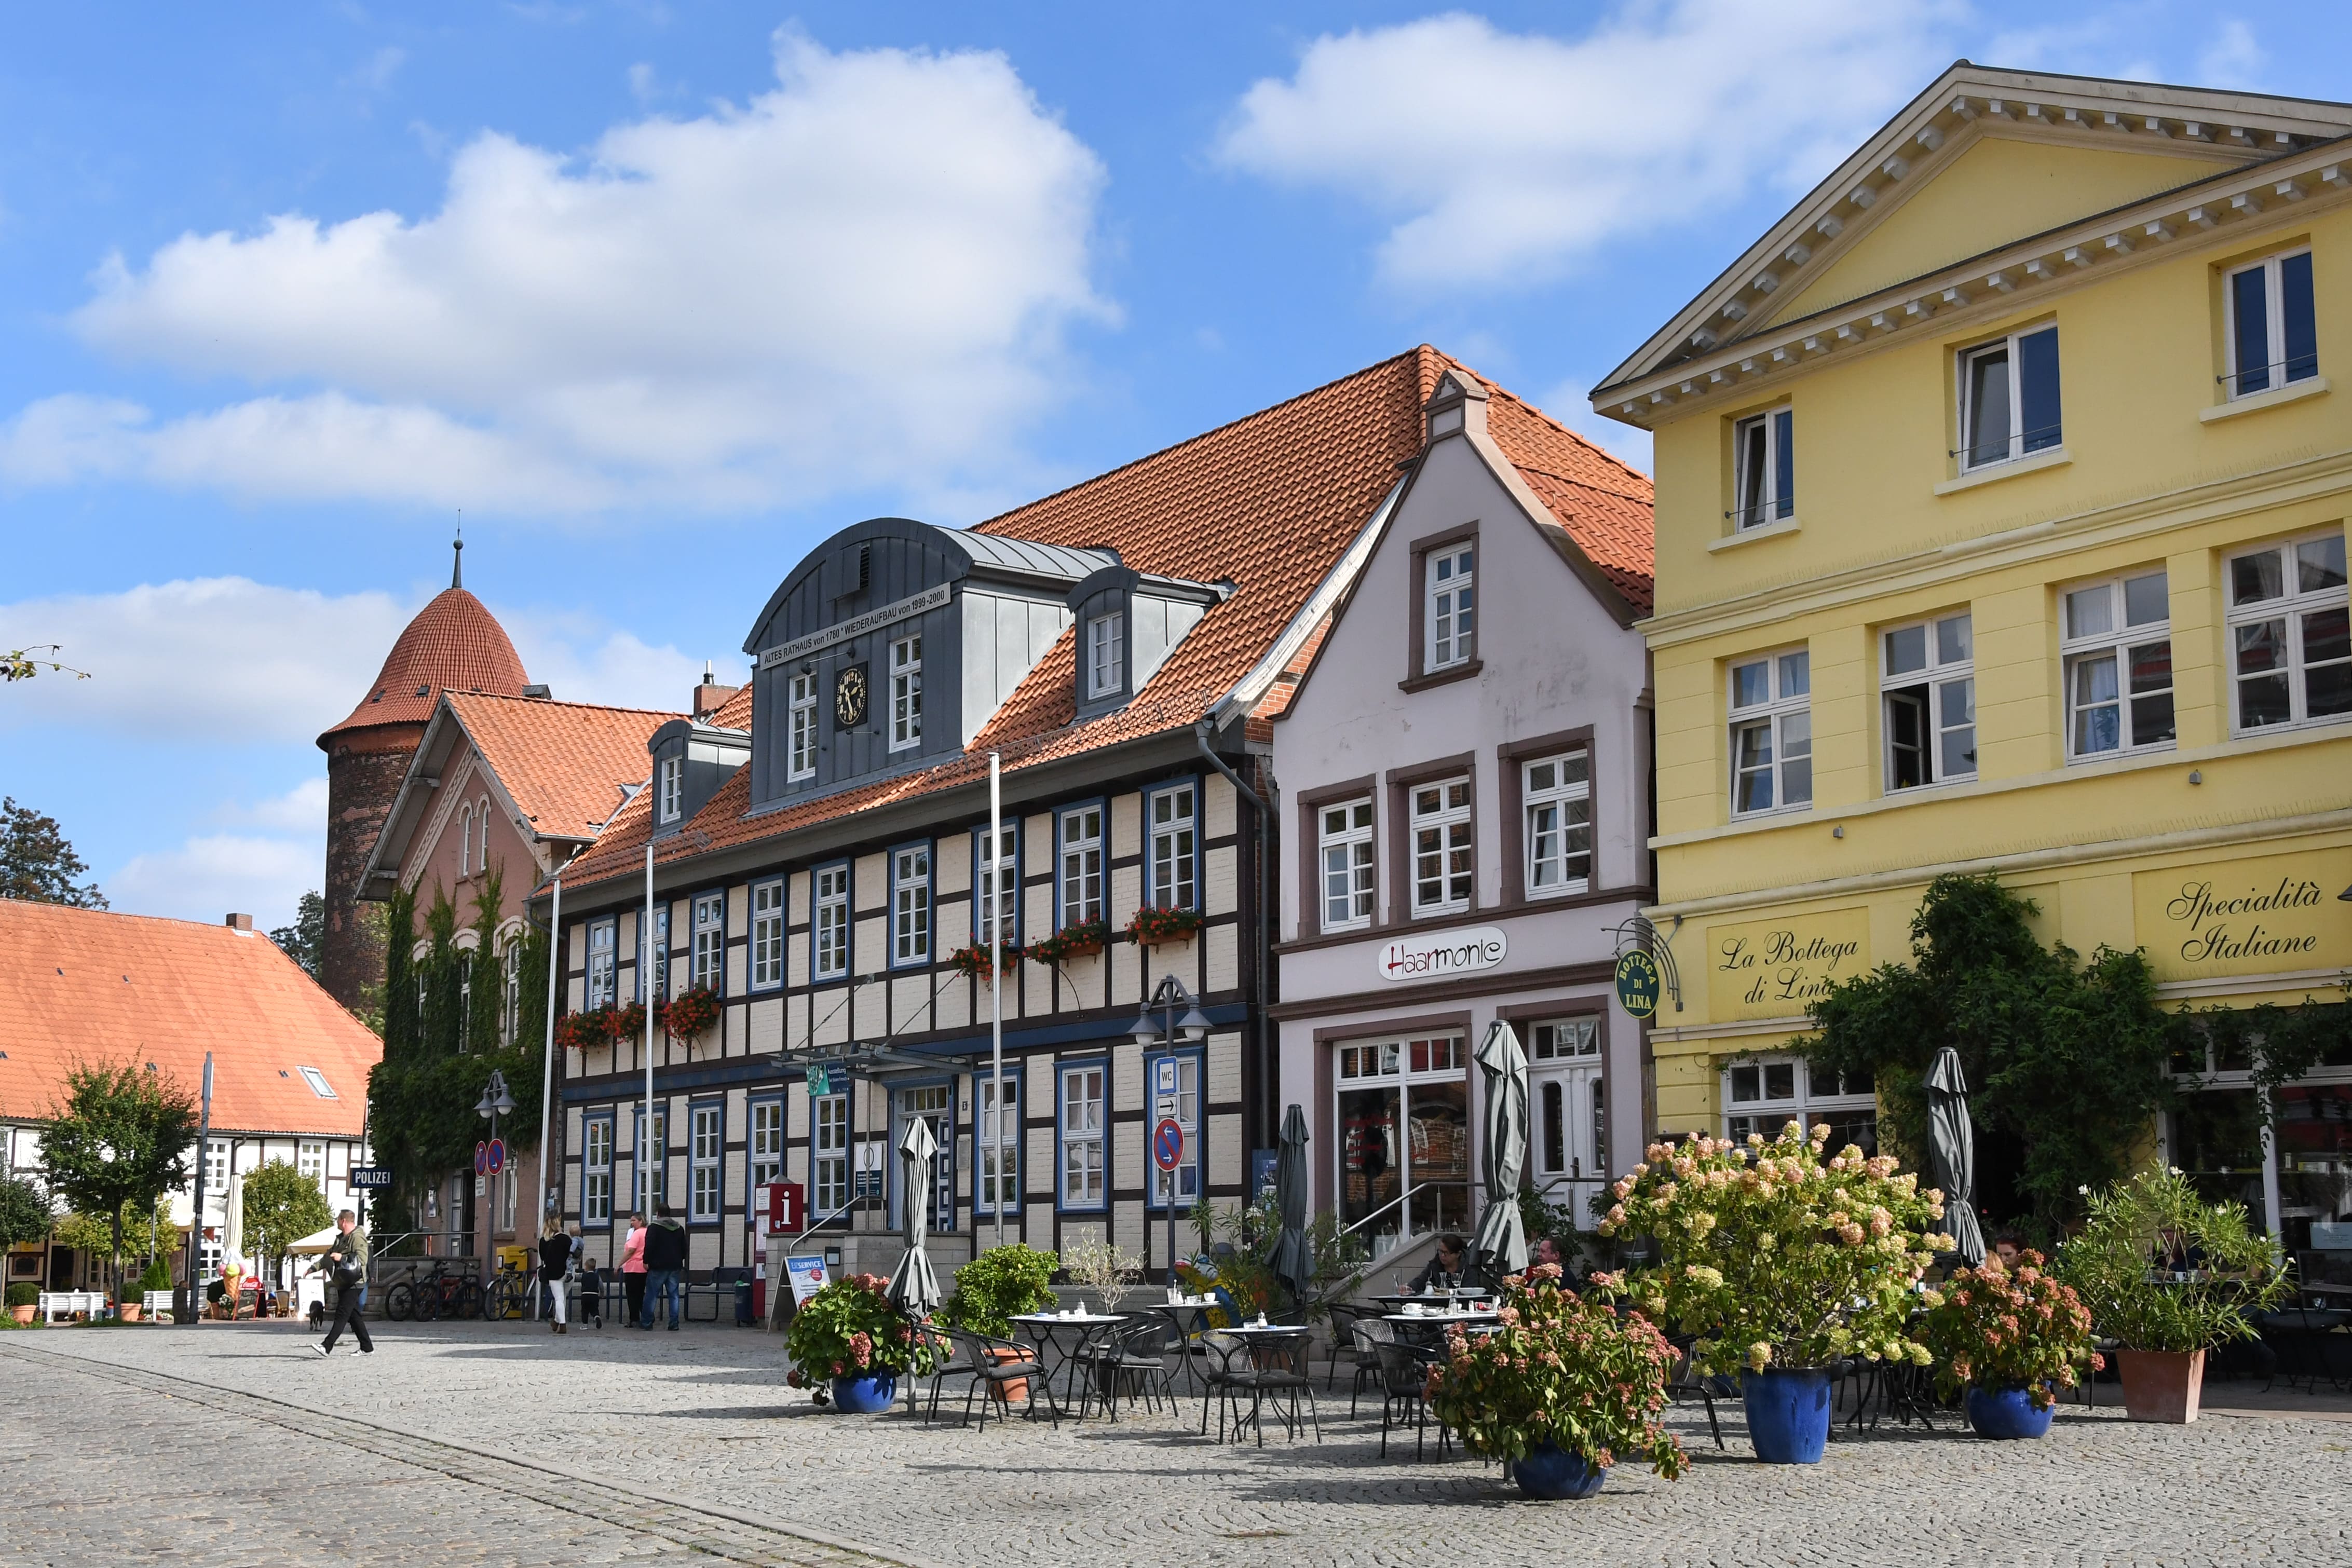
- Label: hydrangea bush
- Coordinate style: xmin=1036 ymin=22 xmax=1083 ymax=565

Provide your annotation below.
xmin=1596 ymin=1120 xmax=1953 ymax=1379
xmin=784 ymin=1273 xmax=941 ymax=1388
xmin=1927 ymin=1249 xmax=2100 ymax=1409
xmin=1424 ymin=1265 xmax=1688 ymax=1478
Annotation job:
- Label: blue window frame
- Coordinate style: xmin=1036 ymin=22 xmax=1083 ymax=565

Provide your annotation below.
xmin=972 ymin=820 xmax=1021 ymax=950
xmin=973 ymin=1064 xmax=1024 ymax=1218
xmin=1144 ymin=1047 xmax=1205 ymax=1211
xmin=586 ymin=918 xmax=617 ymax=1008
xmin=687 ymin=1098 xmax=725 ymax=1225
xmin=632 ymin=1103 xmax=669 ymax=1215
xmin=1146 ymin=779 xmax=1202 ymax=912
xmin=690 ymin=890 xmax=726 ymax=995
xmin=747 ymin=1094 xmax=786 ymax=1208
xmin=635 ymin=906 xmax=669 ymax=1001
xmin=812 ymin=860 xmax=851 ymax=983
xmin=889 ymin=840 xmax=932 ymax=970
xmin=1055 ymin=1058 xmax=1109 ymax=1212
xmin=889 ymin=1080 xmax=957 ymax=1235
xmin=1056 ymin=800 xmax=1107 ymax=930
xmin=750 ymin=879 xmax=786 ymax=991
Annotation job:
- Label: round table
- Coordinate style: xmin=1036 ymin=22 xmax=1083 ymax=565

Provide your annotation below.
xmin=1010 ymin=1312 xmax=1130 ymax=1420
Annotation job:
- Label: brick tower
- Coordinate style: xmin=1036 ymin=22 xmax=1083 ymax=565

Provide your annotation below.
xmin=316 ymin=539 xmax=528 ymax=1011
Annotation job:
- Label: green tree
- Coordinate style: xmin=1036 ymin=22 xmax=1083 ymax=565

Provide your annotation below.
xmin=240 ymin=1161 xmax=333 ymax=1278
xmin=1800 ymin=874 xmax=2172 ymax=1239
xmin=1 ymin=797 xmax=107 ymax=908
xmin=0 ymin=1175 xmax=53 ymax=1254
xmin=38 ymin=1059 xmax=199 ymax=1300
xmin=269 ymin=891 xmax=327 ymax=982
xmin=382 ymin=886 xmax=417 ymax=1052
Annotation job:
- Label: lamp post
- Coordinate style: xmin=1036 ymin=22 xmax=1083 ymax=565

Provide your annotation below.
xmin=1131 ymin=974 xmax=1211 ymax=1287
xmin=475 ymin=1070 xmax=516 ymax=1280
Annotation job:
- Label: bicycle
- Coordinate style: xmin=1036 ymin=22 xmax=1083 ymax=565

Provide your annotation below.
xmin=383 ymin=1259 xmax=481 ymax=1322
xmin=483 ymin=1258 xmax=535 ymax=1322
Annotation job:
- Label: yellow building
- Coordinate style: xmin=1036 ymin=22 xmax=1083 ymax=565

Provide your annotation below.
xmin=1594 ymin=64 xmax=2352 ymax=1242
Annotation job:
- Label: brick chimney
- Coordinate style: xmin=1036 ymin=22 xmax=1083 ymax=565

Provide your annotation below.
xmin=224 ymin=913 xmax=254 ymax=932
xmin=691 ymin=660 xmax=740 ymax=722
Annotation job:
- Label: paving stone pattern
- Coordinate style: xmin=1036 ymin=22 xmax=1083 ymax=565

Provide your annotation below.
xmin=7 ymin=1319 xmax=2349 ymax=1568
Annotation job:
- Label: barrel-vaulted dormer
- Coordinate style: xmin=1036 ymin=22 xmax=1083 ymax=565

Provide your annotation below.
xmin=647 ymin=717 xmax=750 ymax=839
xmin=1067 ymin=564 xmax=1231 ymax=721
xmin=739 ymin=517 xmax=1113 ymax=810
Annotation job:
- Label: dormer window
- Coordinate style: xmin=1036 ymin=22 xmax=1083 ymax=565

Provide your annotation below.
xmin=1087 ymin=611 xmax=1124 ymax=698
xmin=1429 ymin=545 xmax=1475 ymax=670
xmin=890 ymin=634 xmax=922 ymax=751
xmin=657 ymin=756 xmax=683 ymax=823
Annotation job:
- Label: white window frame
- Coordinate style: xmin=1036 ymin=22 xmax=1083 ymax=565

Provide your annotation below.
xmin=689 ymin=1103 xmax=723 ymax=1223
xmin=1331 ymin=1034 xmax=1465 ymax=1242
xmin=1426 ymin=544 xmax=1476 ymax=671
xmin=296 ymin=1065 xmax=337 ymax=1099
xmin=788 ymin=671 xmax=819 ymax=781
xmin=657 ymin=756 xmax=683 ymax=824
xmin=1723 ymin=1055 xmax=1878 ymax=1151
xmin=1409 ymin=776 xmax=1474 ymax=917
xmin=1087 ymin=611 xmax=1125 ymax=699
xmin=812 ymin=1092 xmax=849 ymax=1218
xmin=892 ymin=844 xmax=931 ymax=967
xmin=976 ymin=825 xmax=1017 ymax=950
xmin=1729 ymin=649 xmax=1813 ymax=817
xmin=889 ymin=633 xmax=923 ymax=751
xmin=297 ymin=1140 xmax=327 ymax=1193
xmin=750 ymin=880 xmax=785 ymax=990
xmin=477 ymin=795 xmax=492 ymax=872
xmin=2224 ymin=246 xmax=2318 ymax=400
xmin=749 ymin=1099 xmax=784 ymax=1195
xmin=584 ymin=1116 xmax=614 ymax=1225
xmin=2226 ymin=531 xmax=2351 ymax=735
xmin=634 ymin=1107 xmax=668 ymax=1214
xmin=2061 ymin=571 xmax=2175 ymax=761
xmin=1956 ymin=324 xmax=2061 ymax=472
xmin=637 ymin=906 xmax=668 ymax=1002
xmin=1149 ymin=783 xmax=1197 ymax=910
xmin=1522 ymin=750 xmax=1591 ymax=897
xmin=1058 ymin=1061 xmax=1106 ymax=1211
xmin=976 ymin=1071 xmax=1021 ymax=1217
xmin=501 ymin=941 xmax=523 ymax=1045
xmin=690 ymin=893 xmax=723 ymax=993
xmin=1731 ymin=405 xmax=1793 ymax=530
xmin=1880 ymin=611 xmax=1977 ymax=792
xmin=1318 ymin=797 xmax=1376 ymax=932
xmin=813 ymin=865 xmax=850 ymax=981
xmin=1059 ymin=805 xmax=1105 ymax=929
xmin=587 ymin=919 xmax=617 ymax=1008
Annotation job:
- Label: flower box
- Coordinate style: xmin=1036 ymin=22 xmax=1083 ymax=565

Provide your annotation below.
xmin=660 ymin=986 xmax=722 ymax=1042
xmin=1027 ymin=921 xmax=1111 ymax=967
xmin=1126 ymin=906 xmax=1206 ymax=948
xmin=947 ymin=942 xmax=1016 ymax=983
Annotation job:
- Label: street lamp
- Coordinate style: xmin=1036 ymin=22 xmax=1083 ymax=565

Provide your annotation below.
xmin=475 ymin=1071 xmax=516 ymax=1269
xmin=1131 ymin=975 xmax=1211 ymax=1287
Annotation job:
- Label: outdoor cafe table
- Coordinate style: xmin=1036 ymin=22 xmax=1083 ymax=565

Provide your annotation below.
xmin=1384 ymin=1308 xmax=1503 ymax=1358
xmin=1138 ymin=1301 xmax=1221 ymax=1396
xmin=1010 ymin=1311 xmax=1130 ymax=1421
xmin=1200 ymin=1324 xmax=1315 ymax=1444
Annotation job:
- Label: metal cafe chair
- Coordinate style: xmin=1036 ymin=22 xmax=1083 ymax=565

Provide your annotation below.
xmin=947 ymin=1327 xmax=1055 ymax=1431
xmin=1346 ymin=1316 xmax=1397 ymax=1417
xmin=1664 ymin=1335 xmax=1726 ymax=1451
xmin=1240 ymin=1329 xmax=1322 ymax=1447
xmin=909 ymin=1322 xmax=978 ymax=1424
xmin=1100 ymin=1318 xmax=1183 ymax=1418
xmin=1372 ymin=1340 xmax=1450 ymax=1461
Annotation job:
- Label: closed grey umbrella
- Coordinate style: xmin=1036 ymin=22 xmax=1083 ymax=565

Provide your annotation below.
xmin=885 ymin=1116 xmax=942 ymax=1318
xmin=1470 ymin=1020 xmax=1529 ymax=1283
xmin=1267 ymin=1104 xmax=1313 ymax=1307
xmin=1924 ymin=1047 xmax=1987 ymax=1267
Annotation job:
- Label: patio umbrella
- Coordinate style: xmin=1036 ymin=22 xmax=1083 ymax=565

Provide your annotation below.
xmin=222 ymin=1160 xmax=246 ymax=1273
xmin=1469 ymin=1020 xmax=1529 ymax=1284
xmin=285 ymin=1224 xmax=341 ymax=1255
xmin=885 ymin=1115 xmax=943 ymax=1318
xmin=1924 ymin=1047 xmax=1988 ymax=1267
xmin=1267 ymin=1104 xmax=1313 ymax=1307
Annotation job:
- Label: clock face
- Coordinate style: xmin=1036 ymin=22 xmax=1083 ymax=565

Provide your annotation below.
xmin=834 ymin=664 xmax=868 ymax=729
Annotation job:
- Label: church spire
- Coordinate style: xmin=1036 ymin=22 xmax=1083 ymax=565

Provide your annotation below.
xmin=452 ymin=525 xmax=464 ymax=590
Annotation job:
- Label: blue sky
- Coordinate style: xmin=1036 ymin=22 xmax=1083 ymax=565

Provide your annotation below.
xmin=2 ymin=1 xmax=2342 ymax=930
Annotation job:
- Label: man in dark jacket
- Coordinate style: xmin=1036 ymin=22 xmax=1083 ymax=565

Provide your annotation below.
xmin=315 ymin=1210 xmax=373 ymax=1356
xmin=640 ymin=1205 xmax=688 ymax=1330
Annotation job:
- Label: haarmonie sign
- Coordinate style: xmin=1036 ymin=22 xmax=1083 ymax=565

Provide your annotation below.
xmin=1376 ymin=926 xmax=1508 ymax=983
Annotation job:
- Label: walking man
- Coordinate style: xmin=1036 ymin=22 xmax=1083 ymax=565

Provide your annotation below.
xmin=640 ymin=1205 xmax=687 ymax=1331
xmin=315 ymin=1209 xmax=372 ymax=1357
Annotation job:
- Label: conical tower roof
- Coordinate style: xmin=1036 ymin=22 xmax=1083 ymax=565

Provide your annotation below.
xmin=317 ymin=540 xmax=529 ymax=746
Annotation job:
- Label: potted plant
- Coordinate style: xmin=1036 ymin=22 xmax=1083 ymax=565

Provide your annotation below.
xmin=946 ymin=940 xmax=1016 ymax=984
xmin=1026 ymin=920 xmax=1111 ymax=967
xmin=554 ymin=1007 xmax=611 ymax=1053
xmin=659 ymin=986 xmax=722 ymax=1043
xmin=116 ymin=1291 xmax=142 ymax=1323
xmin=2055 ymin=1166 xmax=2292 ymax=1423
xmin=783 ymin=1272 xmax=939 ymax=1413
xmin=946 ymin=1244 xmax=1058 ymax=1401
xmin=1059 ymin=1236 xmax=1140 ymax=1314
xmin=609 ymin=1000 xmax=649 ymax=1044
xmin=1126 ymin=905 xmax=1205 ymax=949
xmin=7 ymin=1281 xmax=37 ymax=1326
xmin=1926 ymin=1249 xmax=2100 ymax=1438
xmin=1426 ymin=1265 xmax=1688 ymax=1499
xmin=1598 ymin=1121 xmax=1952 ymax=1464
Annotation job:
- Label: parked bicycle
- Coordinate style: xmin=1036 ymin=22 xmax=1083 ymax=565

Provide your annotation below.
xmin=381 ymin=1258 xmax=482 ymax=1322
xmin=483 ymin=1256 xmax=536 ymax=1322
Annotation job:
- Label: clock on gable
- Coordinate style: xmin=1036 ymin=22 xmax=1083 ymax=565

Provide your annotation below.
xmin=833 ymin=663 xmax=868 ymax=731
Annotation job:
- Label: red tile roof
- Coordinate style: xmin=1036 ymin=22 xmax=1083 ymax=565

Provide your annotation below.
xmin=319 ymin=587 xmax=530 ymax=745
xmin=0 ymin=901 xmax=380 ymax=1137
xmin=559 ymin=347 xmax=1653 ymax=892
xmin=445 ymin=693 xmax=682 ymax=842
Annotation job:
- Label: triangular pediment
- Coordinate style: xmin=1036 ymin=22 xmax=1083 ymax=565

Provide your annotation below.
xmin=1597 ymin=63 xmax=2352 ymax=400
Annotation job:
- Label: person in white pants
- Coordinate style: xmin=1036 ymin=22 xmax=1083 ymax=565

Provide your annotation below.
xmin=539 ymin=1217 xmax=574 ymax=1333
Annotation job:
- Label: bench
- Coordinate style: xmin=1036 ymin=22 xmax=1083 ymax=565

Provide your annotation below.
xmin=38 ymin=1290 xmax=106 ymax=1324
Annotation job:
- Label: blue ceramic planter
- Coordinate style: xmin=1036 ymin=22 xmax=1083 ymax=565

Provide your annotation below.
xmin=1965 ymin=1384 xmax=2054 ymax=1440
xmin=831 ymin=1373 xmax=898 ymax=1414
xmin=1742 ymin=1368 xmax=1833 ymax=1464
xmin=1513 ymin=1441 xmax=1607 ymax=1499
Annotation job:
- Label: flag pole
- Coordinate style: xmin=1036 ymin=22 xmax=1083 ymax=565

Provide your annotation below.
xmin=988 ymin=750 xmax=1005 ymax=1251
xmin=644 ymin=837 xmax=658 ymax=1219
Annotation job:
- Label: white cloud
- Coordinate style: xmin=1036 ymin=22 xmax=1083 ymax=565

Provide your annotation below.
xmin=1214 ymin=3 xmax=1961 ymax=290
xmin=2197 ymin=20 xmax=2265 ymax=88
xmin=0 ymin=575 xmax=705 ymax=742
xmin=214 ymin=777 xmax=331 ymax=834
xmin=111 ymin=833 xmax=321 ymax=932
xmin=12 ymin=30 xmax=1108 ymax=515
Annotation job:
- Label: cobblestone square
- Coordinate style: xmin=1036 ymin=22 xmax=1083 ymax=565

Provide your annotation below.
xmin=5 ymin=1318 xmax=2348 ymax=1567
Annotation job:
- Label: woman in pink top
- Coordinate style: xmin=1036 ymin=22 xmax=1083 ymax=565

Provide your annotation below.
xmin=620 ymin=1212 xmax=648 ymax=1329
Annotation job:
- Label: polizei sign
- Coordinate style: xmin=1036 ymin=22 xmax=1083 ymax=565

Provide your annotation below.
xmin=1377 ymin=926 xmax=1507 ymax=983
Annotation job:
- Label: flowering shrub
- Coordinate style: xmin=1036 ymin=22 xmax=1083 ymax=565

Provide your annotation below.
xmin=609 ymin=1000 xmax=649 ymax=1044
xmin=2054 ymin=1165 xmax=2292 ymax=1353
xmin=1597 ymin=1121 xmax=1953 ymax=1379
xmin=1026 ymin=920 xmax=1111 ymax=966
xmin=784 ymin=1273 xmax=940 ymax=1386
xmin=943 ymin=1244 xmax=1058 ymax=1339
xmin=1927 ymin=1250 xmax=2099 ymax=1409
xmin=1126 ymin=905 xmax=1206 ymax=946
xmin=947 ymin=941 xmax=1017 ymax=982
xmin=659 ymin=986 xmax=721 ymax=1041
xmin=552 ymin=1008 xmax=610 ymax=1052
xmin=1425 ymin=1266 xmax=1689 ymax=1477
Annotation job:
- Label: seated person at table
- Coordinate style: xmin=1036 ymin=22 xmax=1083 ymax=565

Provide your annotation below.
xmin=1989 ymin=1231 xmax=2023 ymax=1271
xmin=1411 ymin=1234 xmax=1468 ymax=1293
xmin=1529 ymin=1236 xmax=1579 ymax=1287
xmin=2154 ymin=1226 xmax=2207 ymax=1274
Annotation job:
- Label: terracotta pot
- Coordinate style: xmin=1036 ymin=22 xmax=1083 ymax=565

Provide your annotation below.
xmin=118 ymin=1303 xmax=142 ymax=1322
xmin=986 ymin=1344 xmax=1032 ymax=1404
xmin=2118 ymin=1348 xmax=2205 ymax=1423
xmin=8 ymin=1305 xmax=33 ymax=1326
xmin=1136 ymin=928 xmax=1200 ymax=950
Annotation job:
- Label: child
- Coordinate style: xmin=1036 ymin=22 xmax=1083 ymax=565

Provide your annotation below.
xmin=576 ymin=1255 xmax=604 ymax=1328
